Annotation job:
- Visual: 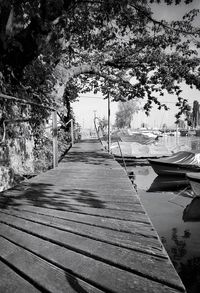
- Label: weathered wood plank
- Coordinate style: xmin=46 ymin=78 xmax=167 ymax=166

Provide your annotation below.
xmin=1 ymin=205 xmax=155 ymax=235
xmin=0 ymin=200 xmax=149 ymax=222
xmin=0 ymin=194 xmax=143 ymax=211
xmin=0 ymin=222 xmax=181 ymax=288
xmin=0 ymin=231 xmax=184 ymax=293
xmin=0 ymin=236 xmax=105 ymax=293
xmin=0 ymin=260 xmax=40 ymax=293
xmin=0 ymin=212 xmax=164 ymax=255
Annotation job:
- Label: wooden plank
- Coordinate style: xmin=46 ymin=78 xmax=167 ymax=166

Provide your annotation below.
xmin=3 ymin=205 xmax=154 ymax=235
xmin=0 ymin=230 xmax=185 ymax=293
xmin=0 ymin=237 xmax=104 ymax=293
xmin=0 ymin=194 xmax=142 ymax=212
xmin=1 ymin=208 xmax=157 ymax=239
xmin=0 ymin=212 xmax=163 ymax=254
xmin=0 ymin=260 xmax=40 ymax=293
xmin=0 ymin=200 xmax=149 ymax=223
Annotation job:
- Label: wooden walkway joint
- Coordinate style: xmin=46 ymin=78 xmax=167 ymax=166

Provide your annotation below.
xmin=0 ymin=139 xmax=186 ymax=293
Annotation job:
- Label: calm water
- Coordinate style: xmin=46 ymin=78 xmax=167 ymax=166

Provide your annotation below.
xmin=127 ymin=135 xmax=200 ymax=293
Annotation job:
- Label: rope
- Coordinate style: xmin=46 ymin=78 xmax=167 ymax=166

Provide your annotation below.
xmin=94 ymin=117 xmax=107 ymax=149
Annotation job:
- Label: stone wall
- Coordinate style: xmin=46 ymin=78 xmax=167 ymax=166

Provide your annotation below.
xmin=0 ymin=137 xmax=35 ymax=192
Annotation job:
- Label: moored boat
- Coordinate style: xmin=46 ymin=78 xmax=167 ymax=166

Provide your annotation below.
xmin=186 ymin=172 xmax=200 ymax=196
xmin=120 ymin=133 xmax=156 ymax=144
xmin=148 ymin=151 xmax=200 ymax=176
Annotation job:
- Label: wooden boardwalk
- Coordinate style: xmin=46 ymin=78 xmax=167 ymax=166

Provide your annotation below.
xmin=0 ymin=139 xmax=185 ymax=293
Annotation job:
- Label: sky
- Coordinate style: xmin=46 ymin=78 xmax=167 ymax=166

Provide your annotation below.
xmin=72 ymin=0 xmax=200 ymax=130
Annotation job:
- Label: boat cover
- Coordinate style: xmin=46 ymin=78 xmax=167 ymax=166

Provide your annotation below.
xmin=150 ymin=151 xmax=200 ymax=166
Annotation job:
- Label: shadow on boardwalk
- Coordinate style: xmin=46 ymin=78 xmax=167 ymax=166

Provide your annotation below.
xmin=0 ymin=182 xmax=106 ymax=210
xmin=63 ymin=150 xmax=111 ymax=166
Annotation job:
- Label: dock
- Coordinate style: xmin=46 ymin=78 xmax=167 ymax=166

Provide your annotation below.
xmin=0 ymin=139 xmax=186 ymax=293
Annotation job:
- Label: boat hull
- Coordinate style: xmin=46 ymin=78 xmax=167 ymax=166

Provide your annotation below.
xmin=148 ymin=160 xmax=200 ymax=176
xmin=186 ymin=173 xmax=200 ymax=196
xmin=148 ymin=151 xmax=200 ymax=176
xmin=114 ymin=155 xmax=150 ymax=166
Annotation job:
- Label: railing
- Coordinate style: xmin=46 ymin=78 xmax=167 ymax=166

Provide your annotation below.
xmin=0 ymin=93 xmax=75 ymax=169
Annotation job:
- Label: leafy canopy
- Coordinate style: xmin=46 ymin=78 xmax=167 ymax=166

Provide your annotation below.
xmin=0 ymin=0 xmax=200 ymax=123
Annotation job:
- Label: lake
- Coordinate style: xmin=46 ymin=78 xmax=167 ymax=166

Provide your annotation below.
xmin=126 ymin=135 xmax=200 ymax=293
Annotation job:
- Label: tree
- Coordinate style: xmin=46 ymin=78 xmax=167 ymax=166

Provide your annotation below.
xmin=115 ymin=100 xmax=140 ymax=128
xmin=0 ymin=0 xmax=200 ymax=123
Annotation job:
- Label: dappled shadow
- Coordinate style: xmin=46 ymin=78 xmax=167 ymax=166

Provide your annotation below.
xmin=0 ymin=182 xmax=106 ymax=211
xmin=62 ymin=150 xmax=111 ymax=166
xmin=56 ymin=188 xmax=106 ymax=209
xmin=61 ymin=140 xmax=111 ymax=166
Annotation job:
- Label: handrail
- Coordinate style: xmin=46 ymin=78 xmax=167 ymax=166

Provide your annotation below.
xmin=116 ymin=139 xmax=128 ymax=174
xmin=0 ymin=93 xmax=56 ymax=111
xmin=94 ymin=117 xmax=107 ymax=150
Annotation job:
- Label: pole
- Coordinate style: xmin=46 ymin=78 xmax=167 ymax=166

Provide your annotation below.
xmin=93 ymin=111 xmax=97 ymax=130
xmin=107 ymin=92 xmax=111 ymax=153
xmin=176 ymin=124 xmax=179 ymax=146
xmin=71 ymin=119 xmax=74 ymax=145
xmin=52 ymin=111 xmax=58 ymax=168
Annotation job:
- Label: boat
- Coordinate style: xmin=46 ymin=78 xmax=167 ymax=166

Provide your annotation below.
xmin=112 ymin=129 xmax=158 ymax=145
xmin=147 ymin=175 xmax=189 ymax=192
xmin=120 ymin=132 xmax=158 ymax=145
xmin=111 ymin=141 xmax=173 ymax=165
xmin=186 ymin=172 xmax=200 ymax=196
xmin=148 ymin=151 xmax=200 ymax=176
xmin=114 ymin=155 xmax=152 ymax=166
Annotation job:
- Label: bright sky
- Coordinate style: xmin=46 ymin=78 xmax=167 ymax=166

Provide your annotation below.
xmin=72 ymin=0 xmax=200 ymax=130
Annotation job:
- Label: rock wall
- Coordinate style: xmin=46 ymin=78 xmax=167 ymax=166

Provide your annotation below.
xmin=0 ymin=136 xmax=35 ymax=192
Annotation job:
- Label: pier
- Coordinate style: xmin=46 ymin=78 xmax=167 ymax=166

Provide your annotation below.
xmin=0 ymin=139 xmax=186 ymax=292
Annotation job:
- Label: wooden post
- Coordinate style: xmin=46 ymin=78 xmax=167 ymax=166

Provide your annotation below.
xmin=176 ymin=124 xmax=179 ymax=146
xmin=71 ymin=119 xmax=74 ymax=145
xmin=107 ymin=92 xmax=111 ymax=153
xmin=52 ymin=111 xmax=58 ymax=168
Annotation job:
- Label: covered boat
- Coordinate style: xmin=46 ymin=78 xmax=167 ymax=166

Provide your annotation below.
xmin=186 ymin=172 xmax=200 ymax=196
xmin=111 ymin=141 xmax=173 ymax=165
xmin=148 ymin=151 xmax=200 ymax=176
xmin=120 ymin=133 xmax=157 ymax=145
xmin=112 ymin=129 xmax=158 ymax=145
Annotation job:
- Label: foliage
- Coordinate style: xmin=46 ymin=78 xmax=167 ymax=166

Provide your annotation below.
xmin=99 ymin=117 xmax=108 ymax=130
xmin=1 ymin=0 xmax=200 ymax=128
xmin=115 ymin=100 xmax=140 ymax=128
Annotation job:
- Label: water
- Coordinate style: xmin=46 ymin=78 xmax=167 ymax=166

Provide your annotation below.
xmin=126 ymin=135 xmax=200 ymax=293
